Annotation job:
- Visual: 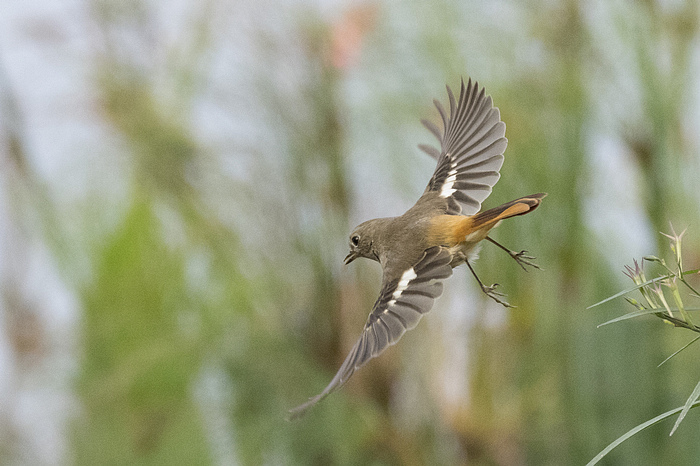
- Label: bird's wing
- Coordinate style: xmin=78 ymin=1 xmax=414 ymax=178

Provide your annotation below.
xmin=288 ymin=246 xmax=453 ymax=419
xmin=421 ymin=78 xmax=507 ymax=215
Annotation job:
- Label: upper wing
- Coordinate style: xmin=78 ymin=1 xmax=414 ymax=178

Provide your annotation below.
xmin=288 ymin=246 xmax=453 ymax=419
xmin=421 ymin=78 xmax=507 ymax=215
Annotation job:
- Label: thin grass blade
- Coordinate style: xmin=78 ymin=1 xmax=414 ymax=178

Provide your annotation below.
xmin=597 ymin=309 xmax=665 ymax=327
xmin=587 ymin=270 xmax=699 ymax=310
xmin=597 ymin=308 xmax=700 ymax=328
xmin=587 ymin=274 xmax=674 ymax=309
xmin=586 ymin=401 xmax=700 ymax=465
xmin=658 ymin=335 xmax=700 ymax=367
xmin=670 ymin=378 xmax=700 ymax=435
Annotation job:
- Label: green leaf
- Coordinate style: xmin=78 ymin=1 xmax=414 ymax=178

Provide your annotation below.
xmin=586 ymin=401 xmax=700 ymax=466
xmin=596 ymin=308 xmax=665 ymax=328
xmin=597 ymin=308 xmax=700 ymax=328
xmin=670 ymin=378 xmax=700 ymax=436
xmin=658 ymin=335 xmax=700 ymax=367
xmin=586 ymin=269 xmax=700 ymax=310
xmin=586 ymin=274 xmax=674 ymax=309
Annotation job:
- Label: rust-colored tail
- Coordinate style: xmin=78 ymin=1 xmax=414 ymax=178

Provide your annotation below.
xmin=429 ymin=193 xmax=546 ymax=246
xmin=470 ymin=193 xmax=546 ymax=230
xmin=451 ymin=193 xmax=546 ymax=243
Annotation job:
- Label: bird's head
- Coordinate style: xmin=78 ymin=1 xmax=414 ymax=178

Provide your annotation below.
xmin=344 ymin=219 xmax=384 ymax=265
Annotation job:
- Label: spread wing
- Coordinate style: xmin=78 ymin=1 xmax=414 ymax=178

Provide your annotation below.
xmin=288 ymin=246 xmax=453 ymax=419
xmin=420 ymin=78 xmax=507 ymax=215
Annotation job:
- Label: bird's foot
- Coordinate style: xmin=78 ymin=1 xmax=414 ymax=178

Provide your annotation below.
xmin=510 ymin=250 xmax=541 ymax=271
xmin=481 ymin=283 xmax=514 ymax=308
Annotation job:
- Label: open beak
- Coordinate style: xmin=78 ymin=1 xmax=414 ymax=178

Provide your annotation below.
xmin=344 ymin=251 xmax=357 ymax=265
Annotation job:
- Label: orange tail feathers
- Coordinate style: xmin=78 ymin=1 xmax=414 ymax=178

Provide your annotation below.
xmin=470 ymin=193 xmax=546 ymax=230
xmin=452 ymin=193 xmax=546 ymax=243
xmin=428 ymin=193 xmax=546 ymax=246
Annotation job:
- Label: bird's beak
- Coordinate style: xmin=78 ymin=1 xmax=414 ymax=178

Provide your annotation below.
xmin=344 ymin=251 xmax=357 ymax=265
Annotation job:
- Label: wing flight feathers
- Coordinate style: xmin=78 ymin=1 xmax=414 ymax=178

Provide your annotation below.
xmin=288 ymin=247 xmax=452 ymax=420
xmin=423 ymin=79 xmax=507 ymax=215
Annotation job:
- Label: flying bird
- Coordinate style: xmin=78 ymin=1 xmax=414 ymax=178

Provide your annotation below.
xmin=289 ymin=78 xmax=546 ymax=419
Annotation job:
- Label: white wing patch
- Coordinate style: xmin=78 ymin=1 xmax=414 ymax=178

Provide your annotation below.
xmin=386 ymin=267 xmax=417 ymax=310
xmin=439 ymin=158 xmax=458 ymax=198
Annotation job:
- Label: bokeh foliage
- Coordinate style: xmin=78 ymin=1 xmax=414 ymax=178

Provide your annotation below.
xmin=2 ymin=0 xmax=700 ymax=464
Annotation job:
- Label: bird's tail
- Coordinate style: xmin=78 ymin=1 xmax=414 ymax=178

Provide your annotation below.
xmin=448 ymin=193 xmax=546 ymax=244
xmin=469 ymin=193 xmax=546 ymax=230
xmin=426 ymin=193 xmax=547 ymax=248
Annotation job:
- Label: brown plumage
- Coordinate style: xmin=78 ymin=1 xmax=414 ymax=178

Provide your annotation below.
xmin=289 ymin=78 xmax=546 ymax=419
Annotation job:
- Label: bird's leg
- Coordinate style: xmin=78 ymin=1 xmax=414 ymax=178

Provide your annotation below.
xmin=466 ymin=261 xmax=513 ymax=308
xmin=486 ymin=236 xmax=541 ymax=271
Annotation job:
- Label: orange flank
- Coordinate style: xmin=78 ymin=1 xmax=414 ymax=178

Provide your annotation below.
xmin=427 ymin=215 xmax=474 ymax=246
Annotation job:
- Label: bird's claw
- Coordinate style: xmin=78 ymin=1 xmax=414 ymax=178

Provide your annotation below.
xmin=481 ymin=283 xmax=514 ymax=308
xmin=511 ymin=250 xmax=541 ymax=271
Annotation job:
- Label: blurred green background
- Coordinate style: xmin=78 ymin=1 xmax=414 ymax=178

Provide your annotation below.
xmin=2 ymin=0 xmax=700 ymax=464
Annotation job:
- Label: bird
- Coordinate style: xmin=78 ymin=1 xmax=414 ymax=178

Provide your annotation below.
xmin=288 ymin=78 xmax=546 ymax=419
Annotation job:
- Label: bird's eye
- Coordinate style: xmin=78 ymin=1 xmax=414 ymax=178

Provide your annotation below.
xmin=351 ymin=235 xmax=360 ymax=246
